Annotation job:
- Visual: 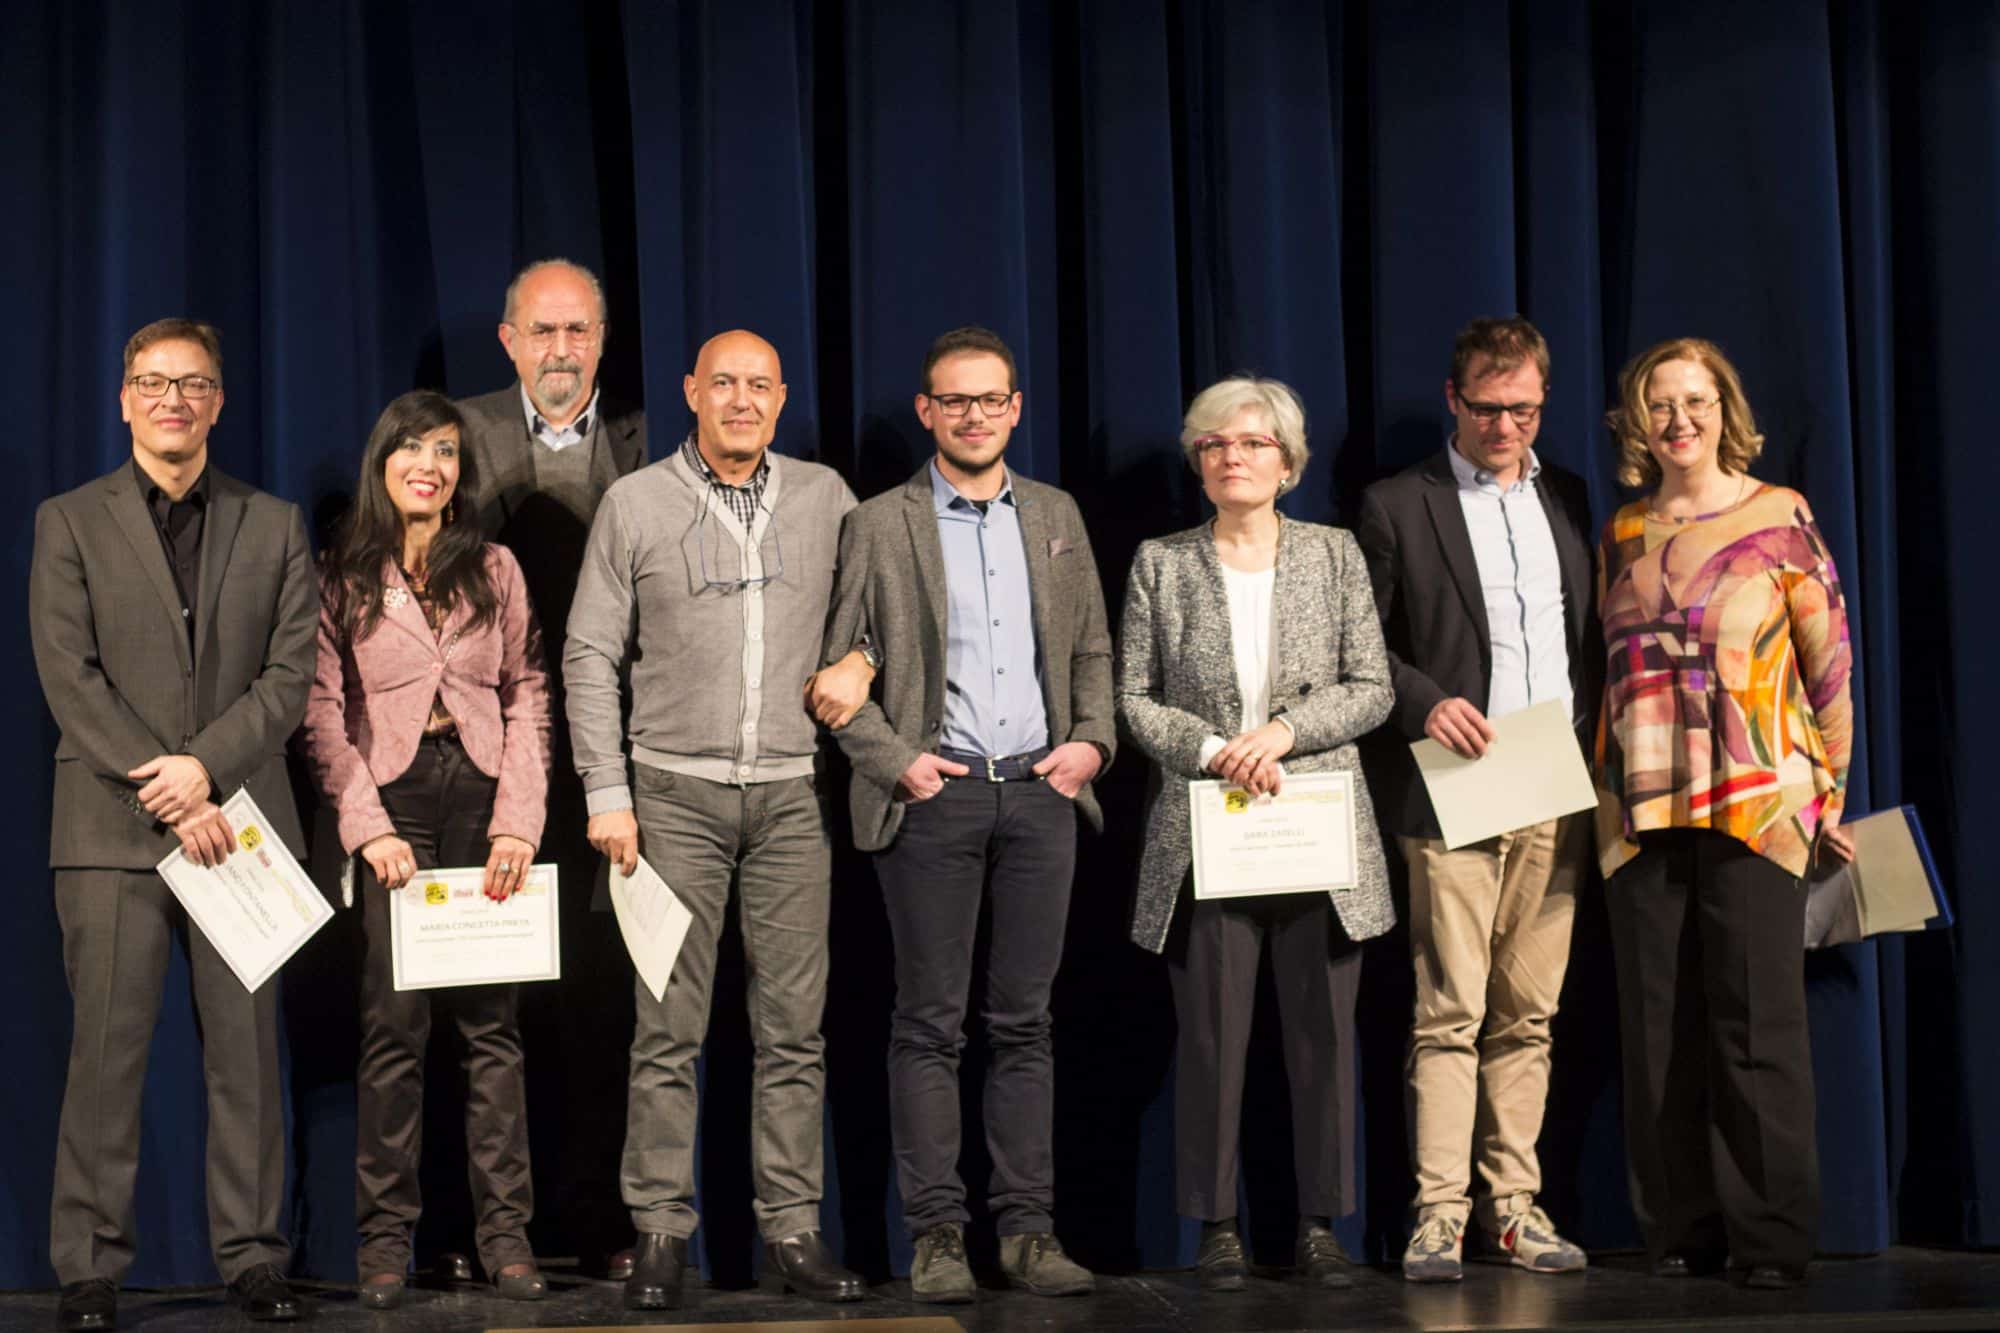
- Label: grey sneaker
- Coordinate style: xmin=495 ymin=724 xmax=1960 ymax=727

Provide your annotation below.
xmin=1402 ymin=1209 xmax=1465 ymax=1283
xmin=910 ymin=1223 xmax=977 ymax=1304
xmin=1477 ymin=1200 xmax=1587 ymax=1273
xmin=998 ymin=1232 xmax=1095 ymax=1296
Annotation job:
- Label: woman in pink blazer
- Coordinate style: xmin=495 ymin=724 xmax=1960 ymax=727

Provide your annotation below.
xmin=299 ymin=390 xmax=552 ymax=1308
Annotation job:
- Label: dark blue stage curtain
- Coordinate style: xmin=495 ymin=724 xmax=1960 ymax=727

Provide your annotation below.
xmin=2 ymin=0 xmax=1993 ymax=1288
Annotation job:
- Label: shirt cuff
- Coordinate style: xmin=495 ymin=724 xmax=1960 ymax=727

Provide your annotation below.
xmin=585 ymin=785 xmax=633 ymax=817
xmin=1197 ymin=734 xmax=1227 ymax=771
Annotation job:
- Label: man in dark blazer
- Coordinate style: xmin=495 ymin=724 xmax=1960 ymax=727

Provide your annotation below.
xmin=456 ymin=258 xmax=647 ymax=1278
xmin=815 ymin=326 xmax=1115 ymax=1304
xmin=1355 ymin=317 xmax=1599 ymax=1285
xmin=30 ymin=319 xmax=319 ymax=1329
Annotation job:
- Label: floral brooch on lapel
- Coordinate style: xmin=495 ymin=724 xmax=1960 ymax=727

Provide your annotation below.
xmin=384 ymin=586 xmax=410 ymax=610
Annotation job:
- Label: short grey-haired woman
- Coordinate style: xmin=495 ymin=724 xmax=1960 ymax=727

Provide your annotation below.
xmin=1116 ymin=376 xmax=1395 ymax=1292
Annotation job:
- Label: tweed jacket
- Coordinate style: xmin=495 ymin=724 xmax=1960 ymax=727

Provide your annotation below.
xmin=822 ymin=464 xmax=1117 ymax=853
xmin=1116 ymin=517 xmax=1396 ymax=954
xmin=298 ymin=544 xmax=551 ymax=856
xmin=30 ymin=464 xmax=319 ymax=867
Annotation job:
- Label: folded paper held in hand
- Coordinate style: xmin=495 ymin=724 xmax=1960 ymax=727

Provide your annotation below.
xmin=1411 ymin=698 xmax=1598 ymax=849
xmin=155 ymin=788 xmax=335 ymax=992
xmin=610 ymin=855 xmax=695 ymax=1002
xmin=388 ymin=864 xmax=560 ymax=991
xmin=1805 ymin=805 xmax=1952 ymax=948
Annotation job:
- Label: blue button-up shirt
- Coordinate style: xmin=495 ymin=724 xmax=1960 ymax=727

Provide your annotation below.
xmin=1446 ymin=441 xmax=1572 ymax=720
xmin=931 ymin=461 xmax=1049 ymax=757
xmin=519 ymin=382 xmax=599 ymax=452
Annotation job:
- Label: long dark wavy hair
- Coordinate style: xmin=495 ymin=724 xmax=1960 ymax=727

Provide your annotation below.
xmin=325 ymin=390 xmax=498 ymax=643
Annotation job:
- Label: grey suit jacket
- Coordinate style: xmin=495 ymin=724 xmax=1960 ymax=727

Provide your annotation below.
xmin=1116 ymin=517 xmax=1396 ymax=954
xmin=457 ymin=385 xmax=648 ymax=536
xmin=30 ymin=464 xmax=320 ymax=868
xmin=822 ymin=465 xmax=1117 ymax=853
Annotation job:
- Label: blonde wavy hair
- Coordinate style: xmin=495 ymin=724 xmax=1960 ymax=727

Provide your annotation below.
xmin=1606 ymin=337 xmax=1765 ymax=489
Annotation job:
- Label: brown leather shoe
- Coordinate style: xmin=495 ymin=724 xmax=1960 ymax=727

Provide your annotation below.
xmin=56 ymin=1279 xmax=116 ymax=1331
xmin=760 ymin=1229 xmax=864 ymax=1302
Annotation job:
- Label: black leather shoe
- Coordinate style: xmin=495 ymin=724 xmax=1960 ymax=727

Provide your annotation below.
xmin=1296 ymin=1224 xmax=1354 ymax=1289
xmin=56 ymin=1279 xmax=116 ymax=1331
xmin=605 ymin=1247 xmax=636 ymax=1281
xmin=1197 ymin=1222 xmax=1248 ymax=1292
xmin=625 ymin=1233 xmax=689 ymax=1311
xmin=227 ymin=1264 xmax=303 ymax=1321
xmin=1743 ymin=1264 xmax=1802 ymax=1290
xmin=1653 ymin=1251 xmax=1726 ymax=1278
xmin=436 ymin=1251 xmax=475 ymax=1283
xmin=760 ymin=1229 xmax=864 ymax=1302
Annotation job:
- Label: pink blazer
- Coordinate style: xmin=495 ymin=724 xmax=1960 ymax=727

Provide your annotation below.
xmin=299 ymin=544 xmax=551 ymax=855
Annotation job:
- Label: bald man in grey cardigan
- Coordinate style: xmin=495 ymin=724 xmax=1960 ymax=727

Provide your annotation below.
xmin=563 ymin=330 xmax=873 ymax=1311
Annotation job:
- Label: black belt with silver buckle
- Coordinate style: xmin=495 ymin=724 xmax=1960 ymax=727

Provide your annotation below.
xmin=940 ymin=746 xmax=1051 ymax=783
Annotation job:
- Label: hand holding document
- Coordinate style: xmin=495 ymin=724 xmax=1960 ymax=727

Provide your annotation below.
xmin=1412 ymin=698 xmax=1598 ymax=849
xmin=610 ymin=856 xmax=695 ymax=1002
xmin=155 ymin=788 xmax=334 ymax=992
xmin=388 ymin=864 xmax=561 ymax=991
xmin=1805 ymin=805 xmax=1953 ymax=948
xmin=1188 ymin=771 xmax=1359 ymax=900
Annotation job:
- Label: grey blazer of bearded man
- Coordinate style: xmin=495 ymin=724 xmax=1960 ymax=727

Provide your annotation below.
xmin=1116 ymin=517 xmax=1397 ymax=955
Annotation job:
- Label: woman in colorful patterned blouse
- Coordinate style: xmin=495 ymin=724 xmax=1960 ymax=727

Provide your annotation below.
xmin=1594 ymin=338 xmax=1854 ymax=1291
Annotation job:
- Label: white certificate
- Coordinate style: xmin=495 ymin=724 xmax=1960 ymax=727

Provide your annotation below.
xmin=610 ymin=856 xmax=694 ymax=1003
xmin=1412 ymin=698 xmax=1599 ymax=850
xmin=1189 ymin=771 xmax=1359 ymax=900
xmin=155 ymin=788 xmax=335 ymax=993
xmin=388 ymin=864 xmax=561 ymax=991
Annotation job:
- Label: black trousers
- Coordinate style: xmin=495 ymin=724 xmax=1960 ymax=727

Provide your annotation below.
xmin=1605 ymin=829 xmax=1818 ymax=1274
xmin=874 ymin=773 xmax=1078 ymax=1237
xmin=49 ymin=869 xmax=288 ymax=1285
xmin=1164 ymin=887 xmax=1362 ymax=1222
xmin=355 ymin=734 xmax=534 ymax=1278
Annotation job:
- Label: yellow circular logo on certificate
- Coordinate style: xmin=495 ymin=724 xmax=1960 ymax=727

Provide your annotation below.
xmin=237 ymin=824 xmax=263 ymax=852
xmin=1224 ymin=790 xmax=1250 ymax=814
xmin=424 ymin=881 xmax=449 ymax=905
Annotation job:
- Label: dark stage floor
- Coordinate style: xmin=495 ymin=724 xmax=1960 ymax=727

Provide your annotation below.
xmin=6 ymin=1248 xmax=1999 ymax=1331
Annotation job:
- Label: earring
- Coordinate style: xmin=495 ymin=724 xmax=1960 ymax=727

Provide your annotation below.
xmin=444 ymin=498 xmax=457 ymax=525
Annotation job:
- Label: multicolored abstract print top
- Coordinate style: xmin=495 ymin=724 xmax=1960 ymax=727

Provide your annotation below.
xmin=1594 ymin=483 xmax=1852 ymax=879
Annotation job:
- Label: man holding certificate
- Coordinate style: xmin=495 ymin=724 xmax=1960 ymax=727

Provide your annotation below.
xmin=297 ymin=389 xmax=553 ymax=1308
xmin=29 ymin=319 xmax=318 ymax=1328
xmin=1354 ymin=317 xmax=1599 ymax=1283
xmin=565 ymin=330 xmax=871 ymax=1310
xmin=1117 ymin=376 xmax=1394 ymax=1294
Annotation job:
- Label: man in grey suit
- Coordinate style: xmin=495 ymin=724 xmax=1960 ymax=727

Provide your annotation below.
xmin=814 ymin=326 xmax=1115 ymax=1303
xmin=456 ymin=258 xmax=647 ymax=1277
xmin=30 ymin=319 xmax=319 ymax=1330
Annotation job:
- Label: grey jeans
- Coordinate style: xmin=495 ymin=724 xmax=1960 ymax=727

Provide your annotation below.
xmin=623 ymin=766 xmax=830 ymax=1241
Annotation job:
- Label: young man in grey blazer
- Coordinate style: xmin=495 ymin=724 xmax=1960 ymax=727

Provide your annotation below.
xmin=564 ymin=329 xmax=872 ymax=1310
xmin=1354 ymin=317 xmax=1598 ymax=1283
xmin=812 ymin=326 xmax=1115 ymax=1303
xmin=30 ymin=319 xmax=319 ymax=1329
xmin=456 ymin=258 xmax=648 ymax=1279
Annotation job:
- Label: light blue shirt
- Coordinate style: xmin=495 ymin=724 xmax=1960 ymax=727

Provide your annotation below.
xmin=931 ymin=460 xmax=1048 ymax=757
xmin=1446 ymin=441 xmax=1572 ymax=720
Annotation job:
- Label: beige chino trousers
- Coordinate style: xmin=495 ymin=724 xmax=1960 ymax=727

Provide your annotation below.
xmin=1403 ymin=815 xmax=1586 ymax=1223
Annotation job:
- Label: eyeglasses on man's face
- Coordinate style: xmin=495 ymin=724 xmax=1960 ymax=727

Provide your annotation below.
xmin=127 ymin=373 xmax=221 ymax=400
xmin=1456 ymin=397 xmax=1542 ymax=427
xmin=1645 ymin=394 xmax=1720 ymax=422
xmin=1192 ymin=434 xmax=1283 ymax=458
xmin=926 ymin=392 xmax=1015 ymax=418
xmin=512 ymin=321 xmax=602 ymax=352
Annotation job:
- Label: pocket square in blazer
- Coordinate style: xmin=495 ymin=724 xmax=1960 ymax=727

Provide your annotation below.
xmin=1048 ymin=537 xmax=1072 ymax=557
